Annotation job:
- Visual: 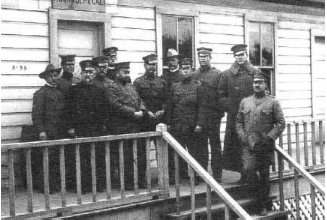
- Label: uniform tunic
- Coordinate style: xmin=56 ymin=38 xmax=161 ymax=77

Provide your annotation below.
xmin=133 ymin=74 xmax=166 ymax=131
xmin=55 ymin=71 xmax=81 ymax=94
xmin=218 ymin=61 xmax=261 ymax=172
xmin=93 ymin=75 xmax=113 ymax=90
xmin=235 ymin=94 xmax=285 ymax=208
xmin=192 ymin=65 xmax=224 ymax=179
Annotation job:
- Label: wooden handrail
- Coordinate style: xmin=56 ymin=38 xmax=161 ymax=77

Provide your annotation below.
xmin=275 ymin=145 xmax=325 ymax=194
xmin=161 ymin=131 xmax=252 ymax=220
xmin=1 ymin=132 xmax=161 ymax=152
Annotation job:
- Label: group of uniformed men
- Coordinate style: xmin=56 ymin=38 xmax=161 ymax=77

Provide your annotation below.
xmin=31 ymin=44 xmax=285 ymax=215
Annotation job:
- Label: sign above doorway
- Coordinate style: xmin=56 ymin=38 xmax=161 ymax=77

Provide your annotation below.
xmin=52 ymin=0 xmax=106 ymax=13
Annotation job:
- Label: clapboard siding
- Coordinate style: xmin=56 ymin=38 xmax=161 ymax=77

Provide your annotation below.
xmin=2 ymin=113 xmax=32 ymax=127
xmin=1 ymin=100 xmax=33 ymax=113
xmin=2 ymin=61 xmax=49 ymax=75
xmin=1 ymin=21 xmax=49 ymax=36
xmin=1 ymin=75 xmax=44 ymax=87
xmin=2 ymin=35 xmax=49 ymax=49
xmin=199 ymin=23 xmax=244 ymax=35
xmin=1 ymin=48 xmax=49 ymax=61
xmin=111 ymin=17 xmax=155 ymax=30
xmin=1 ymin=8 xmax=48 ymax=23
xmin=277 ymin=91 xmax=312 ymax=100
xmin=278 ymin=64 xmax=311 ymax=74
xmin=1 ymin=88 xmax=39 ymax=100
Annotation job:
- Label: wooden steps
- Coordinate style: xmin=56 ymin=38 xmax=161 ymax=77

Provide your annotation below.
xmin=249 ymin=210 xmax=291 ymax=219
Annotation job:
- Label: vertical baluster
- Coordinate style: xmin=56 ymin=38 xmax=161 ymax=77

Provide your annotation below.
xmin=156 ymin=134 xmax=169 ymax=194
xmin=133 ymin=139 xmax=139 ymax=195
xmin=224 ymin=204 xmax=230 ymax=220
xmin=319 ymin=120 xmax=324 ymax=164
xmin=277 ymin=151 xmax=284 ymax=211
xmin=91 ymin=143 xmax=97 ymax=202
xmin=119 ymin=141 xmax=125 ymax=198
xmin=287 ymin=124 xmax=292 ymax=169
xmin=174 ymin=152 xmax=181 ymax=214
xmin=279 ymin=134 xmax=285 ymax=169
xmin=294 ymin=170 xmax=300 ymax=219
xmin=206 ymin=155 xmax=212 ymax=220
xmin=43 ymin=147 xmax=50 ymax=210
xmin=105 ymin=142 xmax=111 ymax=199
xmin=189 ymin=168 xmax=195 ymax=220
xmin=295 ymin=123 xmax=301 ymax=164
xmin=75 ymin=144 xmax=82 ymax=204
xmin=60 ymin=145 xmax=66 ymax=207
xmin=311 ymin=122 xmax=316 ymax=166
xmin=8 ymin=150 xmax=16 ymax=216
xmin=303 ymin=122 xmax=309 ymax=166
xmin=146 ymin=138 xmax=151 ymax=192
xmin=25 ymin=148 xmax=33 ymax=213
xmin=310 ymin=185 xmax=316 ymax=220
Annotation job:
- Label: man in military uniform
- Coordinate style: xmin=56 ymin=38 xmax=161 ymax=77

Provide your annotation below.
xmin=166 ymin=66 xmax=201 ymax=181
xmin=193 ymin=47 xmax=224 ymax=182
xmin=105 ymin=62 xmax=146 ymax=189
xmin=218 ymin=44 xmax=262 ymax=183
xmin=92 ymin=56 xmax=113 ymax=90
xmin=31 ymin=64 xmax=64 ymax=193
xmin=179 ymin=58 xmax=193 ymax=75
xmin=103 ymin=46 xmax=118 ymax=80
xmin=65 ymin=62 xmax=108 ymax=192
xmin=236 ymin=72 xmax=285 ymax=215
xmin=133 ymin=54 xmax=166 ymax=132
xmin=56 ymin=54 xmax=80 ymax=94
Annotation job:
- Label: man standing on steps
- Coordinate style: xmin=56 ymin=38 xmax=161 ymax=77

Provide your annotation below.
xmin=218 ymin=44 xmax=262 ymax=184
xmin=235 ymin=72 xmax=285 ymax=215
xmin=193 ymin=47 xmax=224 ymax=183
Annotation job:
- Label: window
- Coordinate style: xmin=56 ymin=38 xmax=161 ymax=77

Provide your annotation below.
xmin=161 ymin=15 xmax=194 ymax=69
xmin=247 ymin=20 xmax=275 ymax=95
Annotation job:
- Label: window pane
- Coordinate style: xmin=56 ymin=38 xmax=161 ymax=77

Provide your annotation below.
xmin=162 ymin=16 xmax=177 ymax=67
xmin=178 ymin=17 xmax=193 ymax=61
xmin=249 ymin=22 xmax=260 ymax=66
xmin=261 ymin=23 xmax=273 ymax=66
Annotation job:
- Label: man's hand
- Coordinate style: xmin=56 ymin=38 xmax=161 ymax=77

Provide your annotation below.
xmin=148 ymin=111 xmax=156 ymax=119
xmin=194 ymin=125 xmax=202 ymax=132
xmin=39 ymin=131 xmax=47 ymax=141
xmin=134 ymin=111 xmax=143 ymax=119
xmin=154 ymin=110 xmax=164 ymax=118
xmin=261 ymin=136 xmax=274 ymax=150
xmin=68 ymin=128 xmax=76 ymax=138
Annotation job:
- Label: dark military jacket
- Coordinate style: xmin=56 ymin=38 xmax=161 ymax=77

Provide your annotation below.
xmin=167 ymin=78 xmax=201 ymax=135
xmin=65 ymin=82 xmax=107 ymax=137
xmin=161 ymin=68 xmax=185 ymax=91
xmin=236 ymin=94 xmax=286 ymax=163
xmin=56 ymin=71 xmax=81 ymax=94
xmin=192 ymin=65 xmax=223 ymax=129
xmin=106 ymin=66 xmax=116 ymax=80
xmin=105 ymin=81 xmax=145 ymax=134
xmin=93 ymin=75 xmax=113 ymax=90
xmin=32 ymin=84 xmax=65 ymax=139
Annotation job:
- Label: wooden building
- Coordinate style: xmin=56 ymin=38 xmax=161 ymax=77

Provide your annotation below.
xmin=1 ymin=0 xmax=325 ymax=184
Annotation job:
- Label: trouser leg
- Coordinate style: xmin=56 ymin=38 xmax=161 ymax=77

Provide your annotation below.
xmin=195 ymin=132 xmax=209 ymax=171
xmin=256 ymin=164 xmax=271 ymax=209
xmin=208 ymin=120 xmax=222 ymax=180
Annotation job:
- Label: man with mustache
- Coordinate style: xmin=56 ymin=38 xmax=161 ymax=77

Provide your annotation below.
xmin=103 ymin=46 xmax=118 ymax=80
xmin=92 ymin=56 xmax=114 ymax=90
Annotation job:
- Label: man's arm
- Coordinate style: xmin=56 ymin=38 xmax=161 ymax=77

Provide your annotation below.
xmin=267 ymin=100 xmax=286 ymax=140
xmin=235 ymin=100 xmax=246 ymax=143
xmin=32 ymin=89 xmax=46 ymax=140
xmin=217 ymin=71 xmax=229 ymax=112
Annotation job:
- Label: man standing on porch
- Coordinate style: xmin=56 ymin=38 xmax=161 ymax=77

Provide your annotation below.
xmin=103 ymin=46 xmax=118 ymax=80
xmin=193 ymin=47 xmax=224 ymax=183
xmin=218 ymin=44 xmax=262 ymax=184
xmin=235 ymin=71 xmax=285 ymax=215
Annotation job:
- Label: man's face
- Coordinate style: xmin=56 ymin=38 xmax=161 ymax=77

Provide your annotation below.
xmin=97 ymin=64 xmax=108 ymax=77
xmin=81 ymin=68 xmax=95 ymax=84
xmin=168 ymin=57 xmax=179 ymax=70
xmin=181 ymin=65 xmax=192 ymax=74
xmin=144 ymin=62 xmax=157 ymax=75
xmin=235 ymin=52 xmax=248 ymax=65
xmin=116 ymin=68 xmax=131 ymax=84
xmin=198 ymin=54 xmax=211 ymax=66
xmin=253 ymin=79 xmax=266 ymax=94
xmin=62 ymin=62 xmax=75 ymax=74
xmin=45 ymin=71 xmax=59 ymax=86
xmin=106 ymin=54 xmax=117 ymax=64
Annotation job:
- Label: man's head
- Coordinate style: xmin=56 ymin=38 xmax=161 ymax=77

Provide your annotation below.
xmin=60 ymin=54 xmax=76 ymax=74
xmin=143 ymin=54 xmax=158 ymax=76
xmin=166 ymin=48 xmax=180 ymax=71
xmin=103 ymin=47 xmax=118 ymax=65
xmin=197 ymin=47 xmax=212 ymax=67
xmin=179 ymin=58 xmax=193 ymax=75
xmin=39 ymin=64 xmax=61 ymax=86
xmin=114 ymin=62 xmax=131 ymax=84
xmin=231 ymin=44 xmax=248 ymax=65
xmin=253 ymin=72 xmax=268 ymax=95
xmin=92 ymin=56 xmax=109 ymax=77
xmin=79 ymin=60 xmax=95 ymax=84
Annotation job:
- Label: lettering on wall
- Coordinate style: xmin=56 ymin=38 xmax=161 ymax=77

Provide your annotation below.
xmin=52 ymin=0 xmax=106 ymax=12
xmin=12 ymin=65 xmax=28 ymax=71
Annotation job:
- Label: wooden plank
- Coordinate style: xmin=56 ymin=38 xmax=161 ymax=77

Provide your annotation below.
xmin=111 ymin=27 xmax=155 ymax=41
xmin=25 ymin=148 xmax=33 ymax=213
xmin=206 ymin=183 xmax=212 ymax=220
xmin=199 ymin=13 xmax=243 ymax=26
xmin=111 ymin=39 xmax=155 ymax=52
xmin=198 ymin=43 xmax=234 ymax=54
xmin=277 ymin=91 xmax=312 ymax=100
xmin=119 ymin=140 xmax=125 ymax=198
xmin=303 ymin=122 xmax=309 ymax=166
xmin=60 ymin=145 xmax=66 ymax=207
xmin=278 ymin=21 xmax=321 ymax=30
xmin=174 ymin=151 xmax=181 ymax=214
xmin=279 ymin=99 xmax=311 ymax=109
xmin=277 ymin=29 xmax=310 ymax=39
xmin=132 ymin=139 xmax=139 ymax=195
xmin=8 ymin=150 xmax=16 ymax=216
xmin=277 ymin=147 xmax=285 ymax=211
xmin=278 ymin=47 xmax=311 ymax=56
xmin=2 ymin=35 xmax=49 ymax=49
xmin=115 ymin=6 xmax=154 ymax=19
xmin=105 ymin=142 xmax=111 ymax=200
xmin=1 ymin=9 xmax=48 ymax=23
xmin=2 ymin=61 xmax=49 ymax=76
xmin=1 ymin=21 xmax=49 ymax=36
xmin=112 ymin=17 xmax=155 ymax=29
xmin=210 ymin=54 xmax=235 ymax=65
xmin=189 ymin=168 xmax=195 ymax=220
xmin=1 ymin=100 xmax=32 ymax=113
xmin=199 ymin=23 xmax=244 ymax=35
xmin=115 ymin=51 xmax=155 ymax=63
xmin=276 ymin=73 xmax=311 ymax=83
xmin=199 ymin=33 xmax=243 ymax=44
xmin=1 ymin=88 xmax=38 ymax=100
xmin=293 ymin=170 xmax=301 ymax=219
xmin=2 ymin=113 xmax=32 ymax=127
xmin=318 ymin=121 xmax=324 ymax=164
xmin=91 ymin=143 xmax=97 ymax=202
xmin=310 ymin=185 xmax=316 ymax=219
xmin=146 ymin=138 xmax=151 ymax=192
xmin=295 ymin=123 xmax=301 ymax=164
xmin=225 ymin=204 xmax=230 ymax=220
xmin=43 ymin=147 xmax=50 ymax=210
xmin=75 ymin=144 xmax=82 ymax=205
xmin=1 ymin=48 xmax=49 ymax=62
xmin=278 ymin=56 xmax=311 ymax=65
xmin=278 ymin=82 xmax=311 ymax=91
xmin=1 ymin=75 xmax=44 ymax=87
xmin=278 ymin=38 xmax=310 ymax=48
xmin=278 ymin=64 xmax=311 ymax=74
xmin=287 ymin=124 xmax=292 ymax=169
xmin=1 ymin=126 xmax=23 ymax=141
xmin=311 ymin=122 xmax=317 ymax=165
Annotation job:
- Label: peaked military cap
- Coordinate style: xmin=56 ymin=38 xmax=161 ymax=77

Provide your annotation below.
xmin=102 ymin=47 xmax=118 ymax=56
xmin=166 ymin=48 xmax=179 ymax=58
xmin=253 ymin=71 xmax=268 ymax=81
xmin=113 ymin=62 xmax=130 ymax=70
xmin=92 ymin=56 xmax=109 ymax=67
xmin=179 ymin=58 xmax=192 ymax=66
xmin=79 ymin=60 xmax=94 ymax=71
xmin=143 ymin=54 xmax=158 ymax=64
xmin=197 ymin=47 xmax=213 ymax=55
xmin=231 ymin=44 xmax=247 ymax=55
xmin=59 ymin=54 xmax=76 ymax=64
xmin=39 ymin=64 xmax=61 ymax=79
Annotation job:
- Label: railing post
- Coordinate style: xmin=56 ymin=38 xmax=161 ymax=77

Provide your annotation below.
xmin=278 ymin=135 xmax=285 ymax=211
xmin=156 ymin=124 xmax=170 ymax=196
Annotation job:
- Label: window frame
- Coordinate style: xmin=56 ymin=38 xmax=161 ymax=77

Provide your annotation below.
xmin=155 ymin=6 xmax=199 ymax=76
xmin=245 ymin=13 xmax=278 ymax=96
